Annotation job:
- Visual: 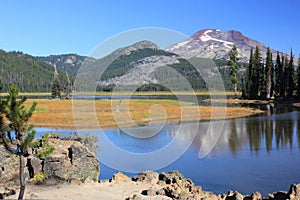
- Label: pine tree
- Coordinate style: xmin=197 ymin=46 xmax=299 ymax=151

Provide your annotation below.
xmin=252 ymin=46 xmax=262 ymax=99
xmin=0 ymin=86 xmax=36 ymax=199
xmin=265 ymin=47 xmax=273 ymax=99
xmin=297 ymin=54 xmax=300 ymax=98
xmin=274 ymin=52 xmax=283 ymax=98
xmin=281 ymin=54 xmax=287 ymax=97
xmin=51 ymin=66 xmax=61 ymax=99
xmin=285 ymin=55 xmax=289 ymax=97
xmin=64 ymin=72 xmax=72 ymax=99
xmin=0 ymin=82 xmax=5 ymax=135
xmin=287 ymin=49 xmax=295 ymax=98
xmin=0 ymin=85 xmax=54 ymax=199
xmin=228 ymin=45 xmax=239 ymax=98
xmin=243 ymin=48 xmax=253 ymax=99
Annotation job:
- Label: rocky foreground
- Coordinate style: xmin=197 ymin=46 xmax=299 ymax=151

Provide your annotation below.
xmin=1 ymin=138 xmax=299 ymax=199
xmin=1 ymin=170 xmax=299 ymax=200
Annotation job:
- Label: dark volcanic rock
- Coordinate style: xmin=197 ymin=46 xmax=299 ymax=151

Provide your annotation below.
xmin=0 ymin=138 xmax=100 ymax=186
xmin=226 ymin=190 xmax=244 ymax=200
xmin=43 ymin=139 xmax=100 ymax=183
xmin=0 ymin=146 xmax=19 ymax=184
xmin=132 ymin=170 xmax=159 ymax=184
xmin=288 ymin=183 xmax=300 ymax=200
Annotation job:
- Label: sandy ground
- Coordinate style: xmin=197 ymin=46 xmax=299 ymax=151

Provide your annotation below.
xmin=7 ymin=181 xmax=169 ymax=200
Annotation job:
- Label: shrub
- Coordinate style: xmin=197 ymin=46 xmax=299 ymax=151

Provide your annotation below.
xmin=30 ymin=173 xmax=46 ymax=185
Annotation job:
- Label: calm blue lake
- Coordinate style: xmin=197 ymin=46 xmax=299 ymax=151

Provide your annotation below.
xmin=36 ymin=110 xmax=300 ymax=196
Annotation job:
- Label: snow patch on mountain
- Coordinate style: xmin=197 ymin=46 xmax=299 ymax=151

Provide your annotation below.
xmin=171 ymin=39 xmax=193 ymax=49
xmin=200 ymin=30 xmax=234 ymax=49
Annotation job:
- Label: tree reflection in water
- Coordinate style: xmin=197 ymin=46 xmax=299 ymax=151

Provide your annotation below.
xmin=228 ymin=111 xmax=299 ymax=156
xmin=166 ymin=110 xmax=300 ymax=157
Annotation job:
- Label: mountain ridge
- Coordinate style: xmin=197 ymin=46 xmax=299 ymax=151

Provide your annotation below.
xmin=0 ymin=29 xmax=297 ymax=93
xmin=166 ymin=29 xmax=287 ymax=62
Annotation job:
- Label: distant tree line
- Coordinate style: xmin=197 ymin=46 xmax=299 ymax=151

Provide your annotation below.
xmin=241 ymin=46 xmax=299 ymax=100
xmin=0 ymin=49 xmax=73 ymax=99
xmin=0 ymin=50 xmax=69 ymax=93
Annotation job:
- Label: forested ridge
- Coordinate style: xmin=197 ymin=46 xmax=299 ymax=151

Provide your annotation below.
xmin=97 ymin=48 xmax=241 ymax=91
xmin=38 ymin=54 xmax=90 ymax=77
xmin=0 ymin=48 xmax=246 ymax=93
xmin=0 ymin=50 xmax=68 ymax=92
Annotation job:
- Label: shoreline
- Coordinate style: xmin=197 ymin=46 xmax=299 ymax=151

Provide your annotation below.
xmin=3 ymin=171 xmax=299 ymax=200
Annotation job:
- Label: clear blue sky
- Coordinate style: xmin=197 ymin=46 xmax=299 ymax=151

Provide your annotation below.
xmin=1 ymin=0 xmax=300 ymax=57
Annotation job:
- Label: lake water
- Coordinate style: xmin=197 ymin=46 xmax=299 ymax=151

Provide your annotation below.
xmin=36 ymin=108 xmax=300 ymax=196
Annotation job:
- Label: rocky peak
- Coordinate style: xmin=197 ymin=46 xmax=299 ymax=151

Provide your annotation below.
xmin=111 ymin=40 xmax=159 ymax=58
xmin=191 ymin=29 xmax=221 ymax=40
xmin=131 ymin=40 xmax=160 ymax=50
xmin=166 ymin=29 xmax=285 ymax=62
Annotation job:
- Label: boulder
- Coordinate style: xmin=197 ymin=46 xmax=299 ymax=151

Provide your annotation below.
xmin=158 ymin=170 xmax=201 ymax=195
xmin=225 ymin=191 xmax=244 ymax=200
xmin=267 ymin=191 xmax=288 ymax=200
xmin=0 ymin=146 xmax=19 ymax=184
xmin=138 ymin=171 xmax=207 ymax=200
xmin=125 ymin=194 xmax=143 ymax=200
xmin=0 ymin=138 xmax=100 ymax=185
xmin=251 ymin=192 xmax=262 ymax=200
xmin=43 ymin=139 xmax=100 ymax=183
xmin=132 ymin=170 xmax=159 ymax=184
xmin=109 ymin=172 xmax=131 ymax=183
xmin=0 ymin=187 xmax=16 ymax=199
xmin=288 ymin=184 xmax=300 ymax=200
xmin=141 ymin=186 xmax=157 ymax=196
xmin=27 ymin=156 xmax=43 ymax=177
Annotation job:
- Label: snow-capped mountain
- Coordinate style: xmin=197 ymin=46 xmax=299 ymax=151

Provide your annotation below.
xmin=166 ymin=29 xmax=281 ymax=62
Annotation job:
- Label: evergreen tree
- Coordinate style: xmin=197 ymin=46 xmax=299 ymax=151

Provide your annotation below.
xmin=297 ymin=54 xmax=300 ymax=98
xmin=287 ymin=49 xmax=295 ymax=97
xmin=265 ymin=47 xmax=273 ymax=99
xmin=284 ymin=55 xmax=289 ymax=97
xmin=248 ymin=48 xmax=255 ymax=99
xmin=64 ymin=72 xmax=72 ymax=99
xmin=242 ymin=48 xmax=252 ymax=99
xmin=252 ymin=46 xmax=262 ymax=99
xmin=0 ymin=86 xmax=36 ymax=199
xmin=282 ymin=54 xmax=287 ymax=97
xmin=0 ymin=86 xmax=54 ymax=199
xmin=228 ymin=45 xmax=239 ymax=98
xmin=51 ymin=66 xmax=61 ymax=99
xmin=274 ymin=52 xmax=283 ymax=97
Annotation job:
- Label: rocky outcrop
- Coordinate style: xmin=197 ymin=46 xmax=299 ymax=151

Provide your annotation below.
xmin=0 ymin=138 xmax=100 ymax=186
xmin=127 ymin=170 xmax=300 ymax=200
xmin=109 ymin=172 xmax=131 ymax=183
xmin=42 ymin=139 xmax=100 ymax=183
xmin=132 ymin=170 xmax=159 ymax=184
xmin=265 ymin=183 xmax=300 ymax=200
xmin=0 ymin=146 xmax=19 ymax=185
xmin=288 ymin=184 xmax=300 ymax=200
xmin=1 ymin=169 xmax=300 ymax=199
xmin=130 ymin=170 xmax=218 ymax=200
